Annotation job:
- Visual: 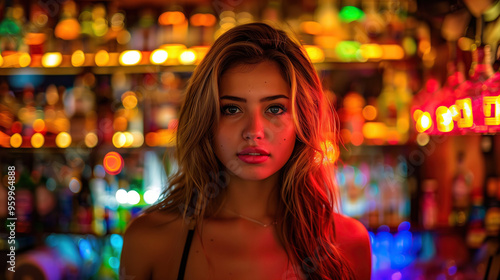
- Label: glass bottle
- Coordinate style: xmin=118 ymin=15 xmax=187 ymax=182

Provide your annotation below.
xmin=449 ymin=152 xmax=473 ymax=227
xmin=455 ymin=44 xmax=494 ymax=134
xmin=483 ymin=46 xmax=500 ymax=134
xmin=435 ymin=44 xmax=465 ymax=134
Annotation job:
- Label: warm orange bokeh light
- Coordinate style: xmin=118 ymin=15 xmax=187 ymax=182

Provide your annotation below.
xmin=362 ymin=105 xmax=377 ymax=121
xmin=416 ymin=112 xmax=432 ymax=133
xmin=33 ymin=119 xmax=45 ymax=132
xmin=300 ymin=21 xmax=322 ymax=35
xmin=10 ymin=133 xmax=22 ymax=148
xmin=95 ymin=50 xmax=110 ymax=66
xmin=435 ymin=106 xmax=453 ymax=132
xmin=31 ymin=133 xmax=44 ymax=148
xmin=55 ymin=18 xmax=81 ymax=40
xmin=158 ymin=11 xmax=185 ymax=25
xmin=190 ymin=13 xmax=217 ymax=27
xmin=55 ymin=132 xmax=72 ymax=148
xmin=103 ymin=152 xmax=124 ymax=175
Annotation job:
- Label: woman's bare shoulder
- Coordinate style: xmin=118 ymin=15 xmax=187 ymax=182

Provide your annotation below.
xmin=333 ymin=213 xmax=372 ymax=280
xmin=120 ymin=209 xmax=188 ymax=279
xmin=125 ymin=209 xmax=186 ymax=236
xmin=333 ymin=213 xmax=369 ymax=242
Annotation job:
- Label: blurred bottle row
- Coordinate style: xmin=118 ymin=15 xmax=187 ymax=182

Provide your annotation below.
xmin=0 ymin=0 xmax=424 ymax=68
xmin=0 ymin=70 xmax=187 ymax=149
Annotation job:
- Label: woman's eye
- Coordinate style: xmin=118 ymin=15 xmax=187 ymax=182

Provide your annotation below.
xmin=221 ymin=105 xmax=241 ymax=115
xmin=267 ymin=105 xmax=286 ymax=115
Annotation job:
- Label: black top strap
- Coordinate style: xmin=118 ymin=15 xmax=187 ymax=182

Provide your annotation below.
xmin=177 ymin=228 xmax=195 ymax=280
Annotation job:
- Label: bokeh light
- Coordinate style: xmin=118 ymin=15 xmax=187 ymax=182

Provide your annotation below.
xmin=42 ymin=52 xmax=62 ymax=67
xmin=19 ymin=53 xmax=31 ymax=67
xmin=71 ymin=50 xmax=85 ymax=67
xmin=10 ymin=133 xmax=22 ymax=148
xmin=362 ymin=105 xmax=377 ymax=120
xmin=33 ymin=119 xmax=45 ymax=132
xmin=304 ymin=45 xmax=325 ymax=63
xmin=416 ymin=133 xmax=430 ymax=146
xmin=103 ymin=152 xmax=124 ymax=175
xmin=122 ymin=132 xmax=134 ymax=147
xmin=115 ymin=189 xmax=128 ymax=204
xmin=56 ymin=132 xmax=72 ymax=148
xmin=144 ymin=189 xmax=160 ymax=204
xmin=127 ymin=190 xmax=140 ymax=205
xmin=31 ymin=132 xmax=44 ymax=148
xmin=85 ymin=132 xmax=99 ymax=148
xmin=69 ymin=177 xmax=82 ymax=193
xmin=416 ymin=112 xmax=432 ymax=133
xmin=158 ymin=11 xmax=185 ymax=25
xmin=112 ymin=132 xmax=126 ymax=148
xmin=122 ymin=95 xmax=138 ymax=109
xmin=95 ymin=50 xmax=110 ymax=66
xmin=119 ymin=50 xmax=142 ymax=66
xmin=179 ymin=50 xmax=196 ymax=65
xmin=150 ymin=49 xmax=168 ymax=64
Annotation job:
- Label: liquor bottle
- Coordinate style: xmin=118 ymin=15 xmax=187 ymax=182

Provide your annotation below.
xmin=366 ymin=174 xmax=381 ymax=229
xmin=107 ymin=11 xmax=131 ymax=52
xmin=379 ymin=68 xmax=412 ymax=142
xmin=262 ymin=0 xmax=282 ymax=26
xmin=25 ymin=3 xmax=49 ymax=56
xmin=0 ymin=82 xmax=18 ymax=135
xmin=58 ymin=181 xmax=74 ymax=232
xmin=188 ymin=6 xmax=217 ymax=47
xmin=130 ymin=8 xmax=156 ymax=51
xmin=380 ymin=0 xmax=405 ymax=43
xmin=339 ymin=87 xmax=365 ymax=146
xmin=76 ymin=175 xmax=93 ymax=233
xmin=79 ymin=5 xmax=95 ymax=53
xmin=483 ymin=135 xmax=500 ymax=237
xmin=16 ymin=168 xmax=36 ymax=233
xmin=484 ymin=47 xmax=500 ymax=134
xmin=0 ymin=3 xmax=23 ymax=52
xmin=69 ymin=74 xmax=96 ymax=145
xmin=393 ymin=71 xmax=412 ymax=143
xmin=411 ymin=76 xmax=440 ymax=134
xmin=484 ymin=178 xmax=500 ymax=237
xmin=54 ymin=0 xmax=81 ymax=54
xmin=19 ymin=86 xmax=37 ymax=139
xmin=435 ymin=44 xmax=465 ymax=134
xmin=314 ymin=0 xmax=341 ymax=35
xmin=361 ymin=0 xmax=385 ymax=42
xmin=449 ymin=152 xmax=473 ymax=227
xmin=466 ymin=193 xmax=486 ymax=248
xmin=455 ymin=43 xmax=494 ymax=134
xmin=33 ymin=166 xmax=58 ymax=233
xmin=421 ymin=179 xmax=438 ymax=230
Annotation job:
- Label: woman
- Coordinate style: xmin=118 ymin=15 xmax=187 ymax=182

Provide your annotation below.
xmin=120 ymin=22 xmax=371 ymax=280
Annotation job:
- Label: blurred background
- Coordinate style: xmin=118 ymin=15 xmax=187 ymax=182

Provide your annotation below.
xmin=1 ymin=0 xmax=500 ymax=279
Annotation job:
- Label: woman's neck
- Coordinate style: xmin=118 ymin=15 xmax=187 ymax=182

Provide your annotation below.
xmin=221 ymin=172 xmax=280 ymax=221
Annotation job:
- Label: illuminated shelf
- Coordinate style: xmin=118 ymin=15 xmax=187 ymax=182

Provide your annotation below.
xmin=0 ymin=65 xmax=197 ymax=76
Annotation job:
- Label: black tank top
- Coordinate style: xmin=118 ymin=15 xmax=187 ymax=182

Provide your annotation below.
xmin=177 ymin=228 xmax=195 ymax=280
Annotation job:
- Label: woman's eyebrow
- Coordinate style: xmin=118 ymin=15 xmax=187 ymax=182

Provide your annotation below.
xmin=219 ymin=95 xmax=289 ymax=102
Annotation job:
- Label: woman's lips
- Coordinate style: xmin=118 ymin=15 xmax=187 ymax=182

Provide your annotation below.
xmin=237 ymin=147 xmax=270 ymax=164
xmin=237 ymin=154 xmax=270 ymax=164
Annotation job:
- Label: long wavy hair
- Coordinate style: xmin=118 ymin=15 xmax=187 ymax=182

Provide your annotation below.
xmin=147 ymin=22 xmax=354 ymax=279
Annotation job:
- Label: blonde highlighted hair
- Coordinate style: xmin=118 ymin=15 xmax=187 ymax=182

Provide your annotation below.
xmin=147 ymin=22 xmax=354 ymax=279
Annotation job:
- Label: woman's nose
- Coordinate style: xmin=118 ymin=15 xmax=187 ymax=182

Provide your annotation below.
xmin=242 ymin=111 xmax=264 ymax=140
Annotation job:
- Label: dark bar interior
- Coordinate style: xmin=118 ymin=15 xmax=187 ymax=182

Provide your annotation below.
xmin=1 ymin=0 xmax=500 ymax=279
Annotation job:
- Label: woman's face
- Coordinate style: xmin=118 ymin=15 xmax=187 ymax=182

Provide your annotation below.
xmin=215 ymin=60 xmax=296 ymax=181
